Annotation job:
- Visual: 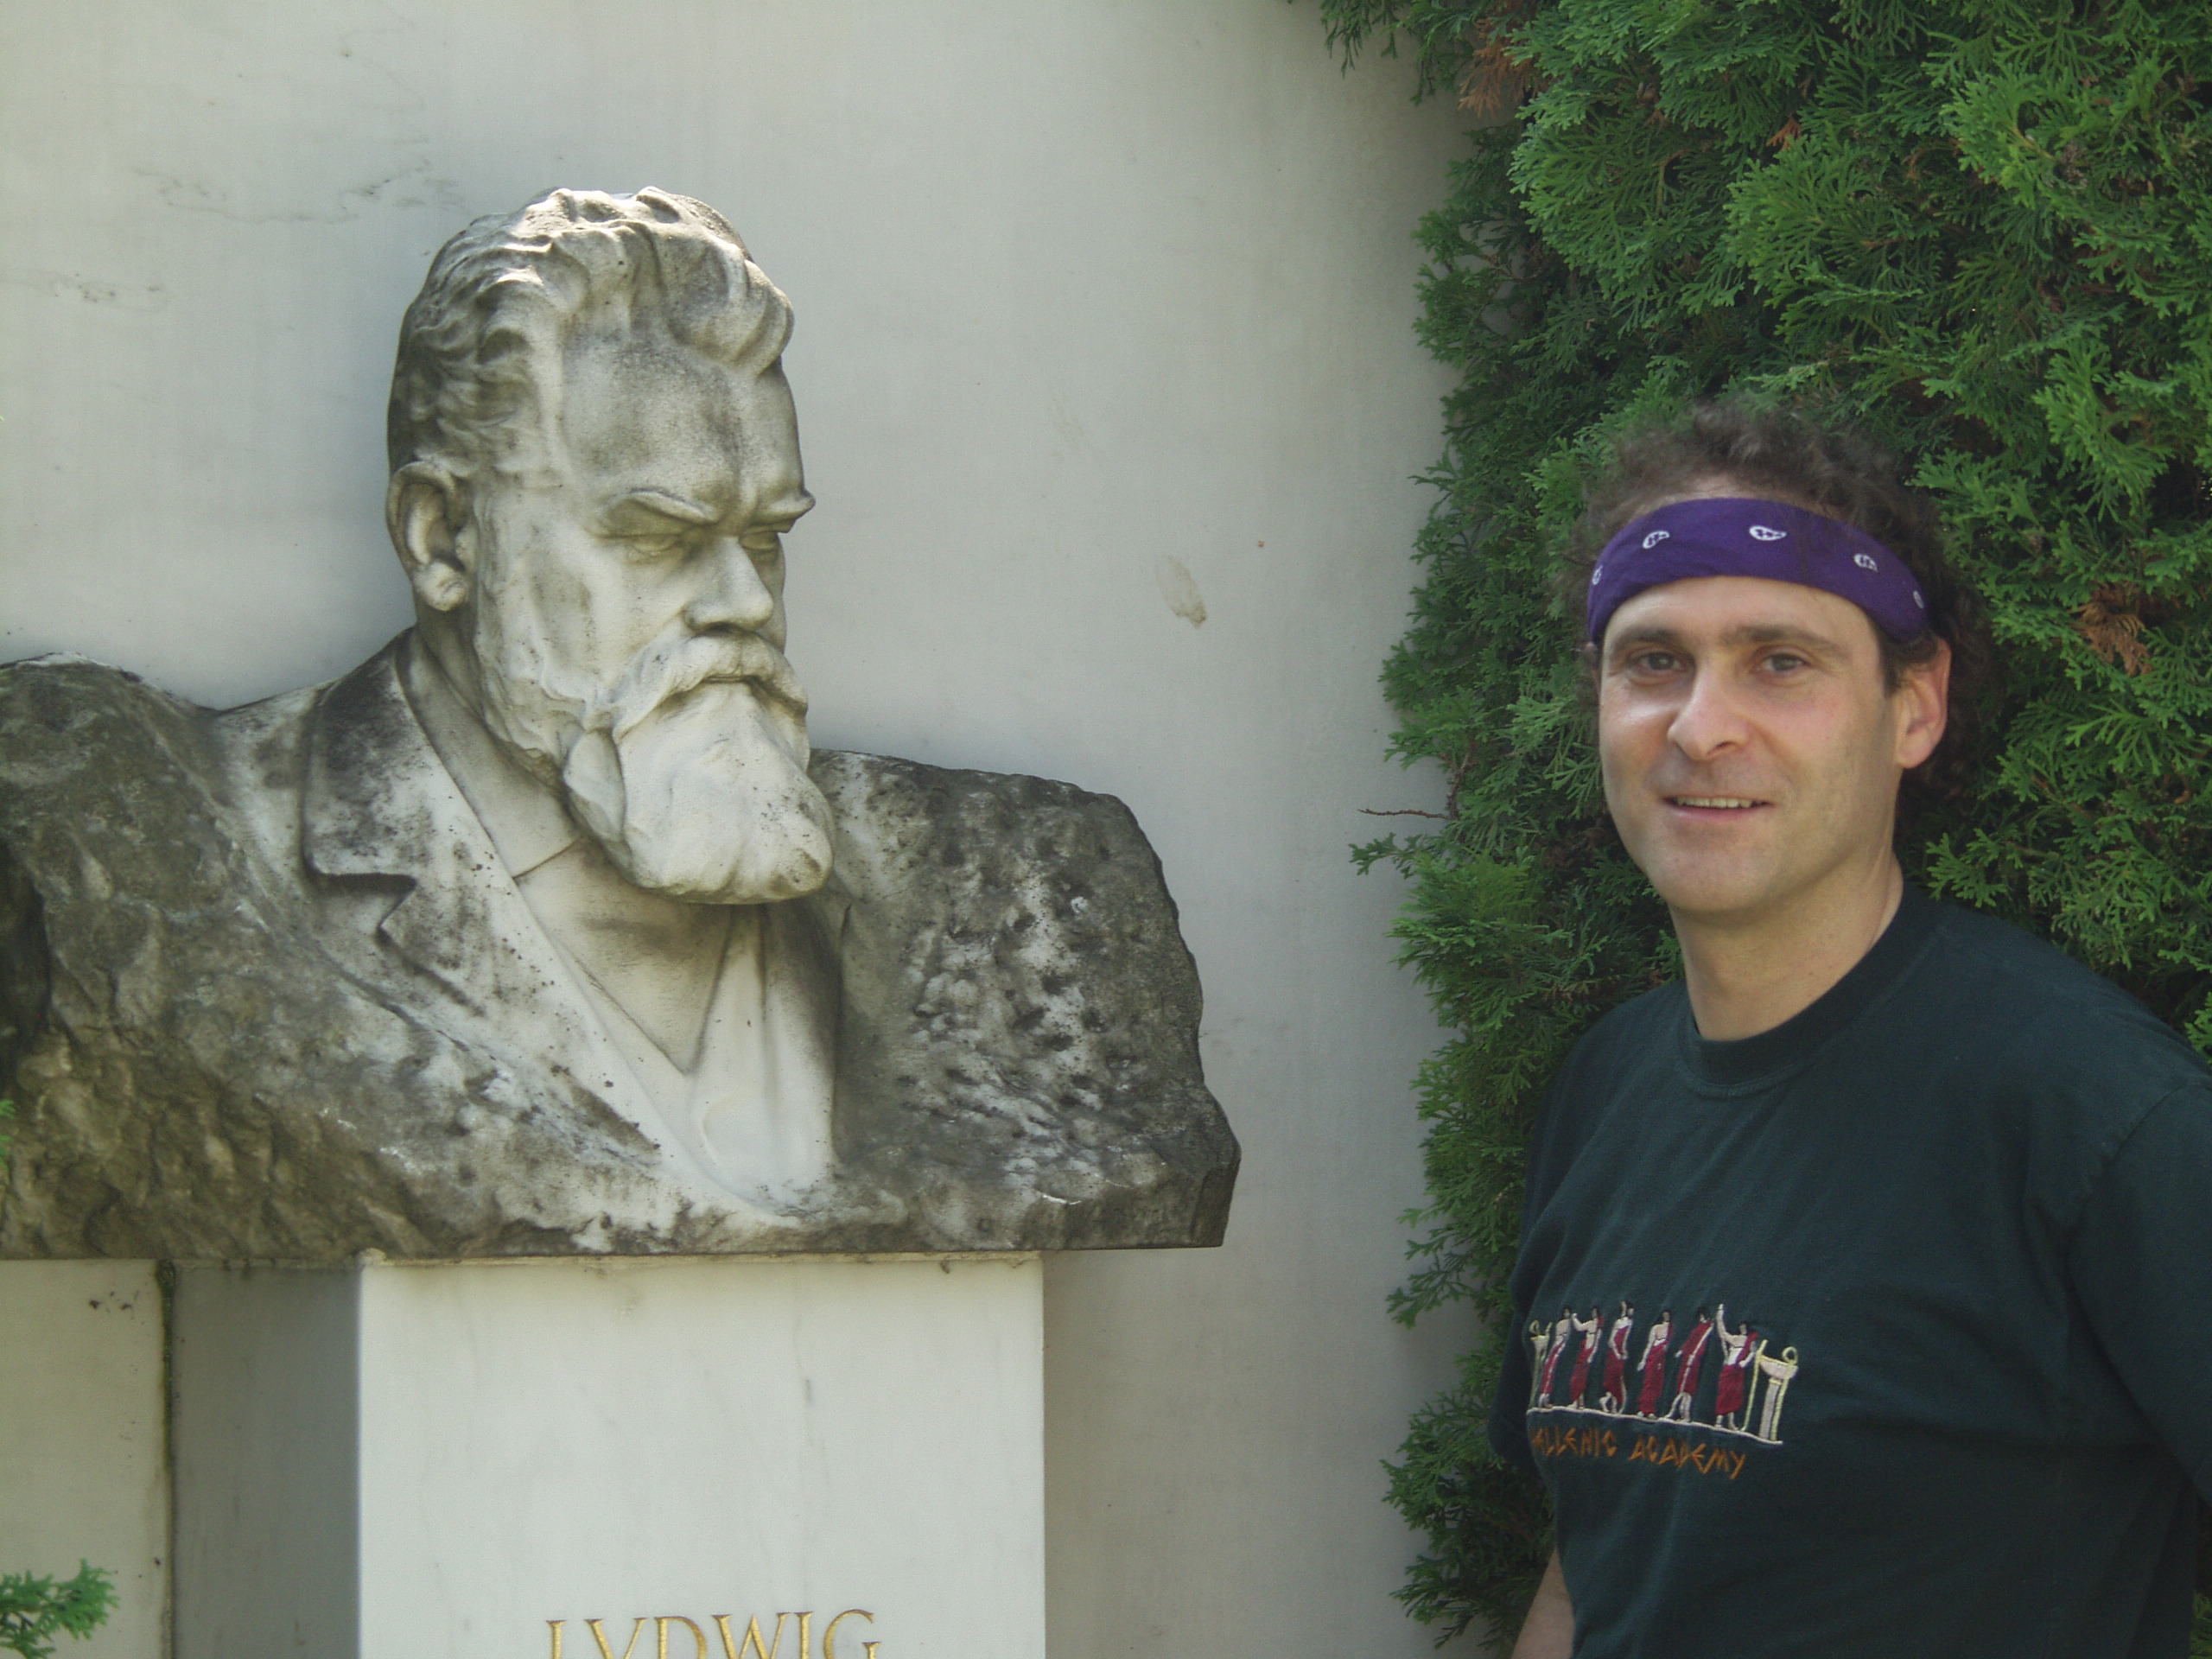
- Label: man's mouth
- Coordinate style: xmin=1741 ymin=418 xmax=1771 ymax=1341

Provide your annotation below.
xmin=1666 ymin=796 xmax=1764 ymax=810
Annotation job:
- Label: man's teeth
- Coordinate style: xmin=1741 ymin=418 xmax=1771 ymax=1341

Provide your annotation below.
xmin=1673 ymin=797 xmax=1757 ymax=808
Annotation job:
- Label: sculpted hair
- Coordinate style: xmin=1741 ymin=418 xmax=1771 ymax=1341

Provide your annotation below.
xmin=386 ymin=188 xmax=793 ymax=476
xmin=1560 ymin=400 xmax=1995 ymax=810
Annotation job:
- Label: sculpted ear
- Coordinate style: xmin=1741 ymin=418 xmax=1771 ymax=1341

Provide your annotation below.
xmin=386 ymin=463 xmax=474 ymax=613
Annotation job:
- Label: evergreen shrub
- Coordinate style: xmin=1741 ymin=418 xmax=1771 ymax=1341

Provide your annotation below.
xmin=0 ymin=1567 xmax=114 ymax=1659
xmin=1317 ymin=0 xmax=2212 ymax=1647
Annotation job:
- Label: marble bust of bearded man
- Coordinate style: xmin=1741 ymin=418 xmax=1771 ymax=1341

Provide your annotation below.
xmin=0 ymin=189 xmax=1236 ymax=1261
xmin=378 ymin=186 xmax=842 ymax=1205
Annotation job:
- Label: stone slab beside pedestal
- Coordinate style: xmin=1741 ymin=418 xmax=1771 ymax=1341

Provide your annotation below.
xmin=0 ymin=1262 xmax=169 ymax=1659
xmin=169 ymin=1255 xmax=1042 ymax=1659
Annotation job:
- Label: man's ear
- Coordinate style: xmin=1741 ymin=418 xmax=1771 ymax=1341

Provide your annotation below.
xmin=386 ymin=462 xmax=474 ymax=613
xmin=1894 ymin=637 xmax=1952 ymax=772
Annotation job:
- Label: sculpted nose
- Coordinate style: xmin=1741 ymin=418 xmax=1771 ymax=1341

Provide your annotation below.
xmin=683 ymin=537 xmax=778 ymax=635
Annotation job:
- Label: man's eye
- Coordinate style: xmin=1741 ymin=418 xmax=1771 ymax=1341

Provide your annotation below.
xmin=740 ymin=529 xmax=785 ymax=556
xmin=621 ymin=533 xmax=690 ymax=559
xmin=1628 ymin=652 xmax=1681 ymax=674
xmin=1764 ymin=652 xmax=1808 ymax=673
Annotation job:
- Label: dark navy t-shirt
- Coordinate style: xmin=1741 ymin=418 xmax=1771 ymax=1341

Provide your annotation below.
xmin=1489 ymin=887 xmax=2212 ymax=1657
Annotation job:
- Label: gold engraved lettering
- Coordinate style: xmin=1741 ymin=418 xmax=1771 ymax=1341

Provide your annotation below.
xmin=545 ymin=1608 xmax=868 ymax=1659
xmin=823 ymin=1609 xmax=874 ymax=1659
xmin=715 ymin=1614 xmax=788 ymax=1659
xmin=588 ymin=1619 xmax=649 ymax=1659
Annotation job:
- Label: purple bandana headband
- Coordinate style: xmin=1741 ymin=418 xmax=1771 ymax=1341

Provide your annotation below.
xmin=1586 ymin=497 xmax=1929 ymax=644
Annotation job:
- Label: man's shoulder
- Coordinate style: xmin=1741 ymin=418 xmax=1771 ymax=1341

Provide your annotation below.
xmin=1916 ymin=897 xmax=2206 ymax=1084
xmin=1910 ymin=900 xmax=2212 ymax=1207
xmin=1524 ymin=980 xmax=1687 ymax=1173
xmin=1558 ymin=977 xmax=1687 ymax=1083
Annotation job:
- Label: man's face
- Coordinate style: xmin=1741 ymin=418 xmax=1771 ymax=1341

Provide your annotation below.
xmin=461 ymin=335 xmax=836 ymax=904
xmin=1597 ymin=572 xmax=1944 ymax=929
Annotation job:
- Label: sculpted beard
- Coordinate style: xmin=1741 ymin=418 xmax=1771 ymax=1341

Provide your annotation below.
xmin=475 ymin=613 xmax=836 ymax=904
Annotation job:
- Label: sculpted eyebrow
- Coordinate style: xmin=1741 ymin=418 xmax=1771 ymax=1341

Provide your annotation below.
xmin=607 ymin=488 xmax=718 ymax=525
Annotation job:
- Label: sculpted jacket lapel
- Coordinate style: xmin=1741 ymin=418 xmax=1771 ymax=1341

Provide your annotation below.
xmin=296 ymin=639 xmax=656 ymax=1128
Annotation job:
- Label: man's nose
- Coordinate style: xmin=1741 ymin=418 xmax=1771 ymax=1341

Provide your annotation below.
xmin=683 ymin=538 xmax=778 ymax=634
xmin=1667 ymin=666 xmax=1751 ymax=762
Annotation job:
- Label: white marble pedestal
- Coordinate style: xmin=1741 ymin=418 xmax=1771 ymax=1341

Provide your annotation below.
xmin=168 ymin=1255 xmax=1044 ymax=1659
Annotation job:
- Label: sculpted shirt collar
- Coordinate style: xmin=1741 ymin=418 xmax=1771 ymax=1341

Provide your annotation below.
xmin=397 ymin=637 xmax=582 ymax=881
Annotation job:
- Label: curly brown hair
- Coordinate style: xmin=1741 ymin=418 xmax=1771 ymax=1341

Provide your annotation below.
xmin=1559 ymin=400 xmax=1994 ymax=810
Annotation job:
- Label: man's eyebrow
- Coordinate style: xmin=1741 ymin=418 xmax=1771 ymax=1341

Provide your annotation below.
xmin=1720 ymin=622 xmax=1847 ymax=652
xmin=1605 ymin=620 xmax=1847 ymax=658
xmin=1604 ymin=625 xmax=1688 ymax=659
xmin=606 ymin=488 xmax=718 ymax=525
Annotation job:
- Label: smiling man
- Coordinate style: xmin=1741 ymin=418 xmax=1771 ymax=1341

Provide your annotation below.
xmin=1490 ymin=405 xmax=2212 ymax=1658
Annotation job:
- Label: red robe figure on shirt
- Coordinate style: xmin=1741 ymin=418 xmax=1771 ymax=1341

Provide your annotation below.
xmin=1667 ymin=1312 xmax=1717 ymax=1421
xmin=1537 ymin=1309 xmax=1575 ymax=1405
xmin=1636 ymin=1311 xmax=1674 ymax=1417
xmin=1713 ymin=1306 xmax=1759 ymax=1424
xmin=1567 ymin=1308 xmax=1603 ymax=1407
xmin=1600 ymin=1303 xmax=1634 ymax=1412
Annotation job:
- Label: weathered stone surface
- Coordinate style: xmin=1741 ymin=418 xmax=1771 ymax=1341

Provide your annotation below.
xmin=0 ymin=189 xmax=1238 ymax=1259
xmin=0 ymin=656 xmax=1236 ymax=1260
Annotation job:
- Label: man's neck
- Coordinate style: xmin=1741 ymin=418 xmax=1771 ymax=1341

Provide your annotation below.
xmin=1674 ymin=857 xmax=1905 ymax=1042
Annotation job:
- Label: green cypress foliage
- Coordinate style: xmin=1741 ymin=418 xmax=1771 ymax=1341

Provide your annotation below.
xmin=0 ymin=1565 xmax=112 ymax=1658
xmin=1319 ymin=0 xmax=2212 ymax=1646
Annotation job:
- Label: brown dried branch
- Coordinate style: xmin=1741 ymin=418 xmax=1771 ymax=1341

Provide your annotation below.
xmin=2075 ymin=582 xmax=2152 ymax=675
